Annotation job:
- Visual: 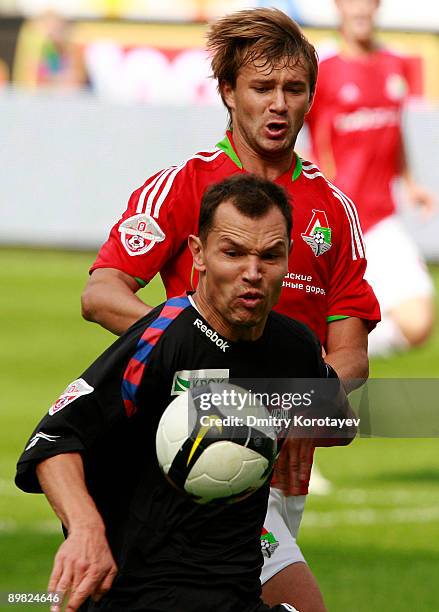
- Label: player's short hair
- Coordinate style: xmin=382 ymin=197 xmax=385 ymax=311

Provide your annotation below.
xmin=199 ymin=174 xmax=292 ymax=243
xmin=207 ymin=8 xmax=318 ymax=124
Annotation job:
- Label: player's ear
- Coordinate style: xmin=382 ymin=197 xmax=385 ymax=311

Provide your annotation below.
xmin=188 ymin=235 xmax=206 ymax=272
xmin=220 ymin=80 xmax=235 ymax=111
xmin=306 ymin=89 xmax=315 ymax=114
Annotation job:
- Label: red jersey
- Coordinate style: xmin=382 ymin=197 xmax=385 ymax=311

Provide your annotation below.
xmin=307 ymin=46 xmax=410 ymax=232
xmin=92 ymin=132 xmax=379 ymax=347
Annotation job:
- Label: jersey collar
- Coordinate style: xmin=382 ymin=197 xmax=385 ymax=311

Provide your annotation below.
xmin=216 ymin=131 xmax=302 ymax=182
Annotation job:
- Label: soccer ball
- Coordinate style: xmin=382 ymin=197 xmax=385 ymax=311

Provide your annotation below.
xmin=314 ymin=230 xmax=325 ymax=245
xmin=156 ymin=383 xmax=277 ymax=504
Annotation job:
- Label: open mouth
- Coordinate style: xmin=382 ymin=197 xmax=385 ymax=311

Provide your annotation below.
xmin=237 ymin=292 xmax=265 ymax=309
xmin=265 ymin=122 xmax=288 ymax=139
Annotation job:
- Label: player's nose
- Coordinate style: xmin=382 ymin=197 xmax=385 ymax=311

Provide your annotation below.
xmin=269 ymin=88 xmax=288 ymax=113
xmin=242 ymin=256 xmax=263 ymax=283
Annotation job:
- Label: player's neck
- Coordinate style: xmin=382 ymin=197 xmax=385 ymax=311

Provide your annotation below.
xmin=340 ymin=32 xmax=377 ymax=58
xmin=231 ymin=129 xmax=295 ymax=182
xmin=192 ymin=290 xmax=265 ymax=343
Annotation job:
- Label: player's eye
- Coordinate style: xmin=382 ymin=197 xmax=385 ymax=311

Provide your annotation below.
xmin=253 ymin=86 xmax=269 ymax=93
xmin=286 ymin=85 xmax=306 ymax=94
xmin=225 ymin=250 xmax=240 ymax=258
xmin=262 ymin=252 xmax=279 ymax=261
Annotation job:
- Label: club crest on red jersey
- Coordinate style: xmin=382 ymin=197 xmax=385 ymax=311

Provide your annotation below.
xmin=386 ymin=73 xmax=407 ymax=102
xmin=49 ymin=378 xmax=94 ymax=416
xmin=339 ymin=82 xmax=360 ymax=103
xmin=119 ymin=213 xmax=166 ymax=256
xmin=301 ymin=209 xmax=332 ymax=257
xmin=260 ymin=527 xmax=279 ymax=558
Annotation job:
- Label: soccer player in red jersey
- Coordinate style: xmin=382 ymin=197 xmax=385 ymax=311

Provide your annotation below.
xmin=307 ymin=0 xmax=435 ymax=357
xmin=82 ymin=8 xmax=380 ymax=611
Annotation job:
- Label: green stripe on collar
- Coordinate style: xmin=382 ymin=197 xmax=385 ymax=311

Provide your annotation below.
xmin=216 ymin=134 xmax=302 ymax=181
xmin=292 ymin=154 xmax=302 ymax=181
xmin=215 ymin=134 xmax=243 ymax=169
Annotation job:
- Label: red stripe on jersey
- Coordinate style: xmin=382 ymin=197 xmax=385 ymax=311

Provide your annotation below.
xmin=141 ymin=325 xmax=164 ymax=346
xmin=123 ymin=398 xmax=137 ymax=418
xmin=123 ymin=358 xmax=146 ymax=387
xmin=160 ymin=304 xmax=186 ymax=320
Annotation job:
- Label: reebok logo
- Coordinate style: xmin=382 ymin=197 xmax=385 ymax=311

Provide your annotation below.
xmin=193 ymin=318 xmax=230 ymax=352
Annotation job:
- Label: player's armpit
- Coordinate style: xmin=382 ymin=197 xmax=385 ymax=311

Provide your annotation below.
xmin=81 ymin=268 xmax=152 ymax=335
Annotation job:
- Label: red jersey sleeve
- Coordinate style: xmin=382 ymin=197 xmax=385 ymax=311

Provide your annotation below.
xmin=91 ymin=165 xmax=197 ymax=285
xmin=326 ymin=188 xmax=381 ymax=330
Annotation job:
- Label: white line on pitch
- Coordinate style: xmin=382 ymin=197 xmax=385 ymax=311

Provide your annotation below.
xmin=303 ymin=506 xmax=439 ymax=527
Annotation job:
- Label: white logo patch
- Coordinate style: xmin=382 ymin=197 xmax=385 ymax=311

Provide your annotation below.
xmin=25 ymin=432 xmax=60 ymax=451
xmin=339 ymin=82 xmax=360 ymax=103
xmin=386 ymin=73 xmax=407 ymax=101
xmin=49 ymin=378 xmax=94 ymax=416
xmin=172 ymin=369 xmax=230 ymax=396
xmin=119 ymin=213 xmax=166 ymax=256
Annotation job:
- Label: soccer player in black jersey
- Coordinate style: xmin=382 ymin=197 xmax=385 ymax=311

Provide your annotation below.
xmin=16 ymin=175 xmax=353 ymax=612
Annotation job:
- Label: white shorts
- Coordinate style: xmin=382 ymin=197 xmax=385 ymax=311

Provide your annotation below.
xmin=364 ymin=215 xmax=434 ymax=312
xmin=260 ymin=489 xmax=307 ymax=584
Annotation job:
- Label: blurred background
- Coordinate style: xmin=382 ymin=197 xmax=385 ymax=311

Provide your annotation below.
xmin=0 ymin=1 xmax=438 ymax=610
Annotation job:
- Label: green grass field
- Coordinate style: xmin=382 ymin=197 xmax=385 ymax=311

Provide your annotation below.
xmin=1 ymin=249 xmax=438 ymax=611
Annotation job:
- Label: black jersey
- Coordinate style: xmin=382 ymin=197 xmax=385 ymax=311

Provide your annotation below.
xmin=16 ymin=295 xmax=329 ymax=612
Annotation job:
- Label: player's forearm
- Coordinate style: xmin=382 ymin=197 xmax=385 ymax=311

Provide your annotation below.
xmin=81 ymin=269 xmax=152 ymax=335
xmin=325 ymin=318 xmax=369 ymax=393
xmin=325 ymin=348 xmax=368 ymax=393
xmin=36 ymin=453 xmax=105 ymax=533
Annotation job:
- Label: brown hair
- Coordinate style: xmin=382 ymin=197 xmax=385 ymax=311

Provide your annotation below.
xmin=199 ymin=174 xmax=292 ymax=244
xmin=207 ymin=8 xmax=318 ymax=122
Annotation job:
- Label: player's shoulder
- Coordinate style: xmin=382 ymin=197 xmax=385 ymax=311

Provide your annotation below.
xmin=156 ymin=146 xmax=229 ymax=183
xmin=376 ymin=46 xmax=411 ymax=76
xmin=175 ymin=146 xmax=229 ymax=175
xmin=299 ymin=157 xmax=342 ymax=198
xmin=376 ymin=45 xmax=408 ymax=62
xmin=131 ymin=295 xmax=192 ymax=338
xmin=300 ymin=158 xmax=356 ymax=209
xmin=130 ymin=146 xmax=229 ymax=217
xmin=267 ymin=311 xmax=320 ymax=352
xmin=87 ymin=300 xmax=178 ymax=373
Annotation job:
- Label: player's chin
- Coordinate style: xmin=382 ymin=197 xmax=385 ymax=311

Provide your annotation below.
xmin=259 ymin=135 xmax=292 ymax=156
xmin=233 ymin=306 xmax=266 ymax=327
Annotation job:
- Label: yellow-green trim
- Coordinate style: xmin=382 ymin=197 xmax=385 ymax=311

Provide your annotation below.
xmin=292 ymin=154 xmax=302 ymax=181
xmin=216 ymin=134 xmax=302 ymax=181
xmin=216 ymin=134 xmax=243 ymax=169
xmin=327 ymin=315 xmax=350 ymax=323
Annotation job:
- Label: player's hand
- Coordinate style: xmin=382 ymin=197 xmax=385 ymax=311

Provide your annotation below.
xmin=406 ymin=181 xmax=435 ymax=218
xmin=48 ymin=525 xmax=118 ymax=612
xmin=272 ymin=437 xmax=315 ymax=496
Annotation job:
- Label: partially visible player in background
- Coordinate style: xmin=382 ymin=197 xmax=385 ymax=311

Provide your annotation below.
xmin=307 ymin=0 xmax=435 ymax=357
xmin=81 ymin=8 xmax=380 ymax=611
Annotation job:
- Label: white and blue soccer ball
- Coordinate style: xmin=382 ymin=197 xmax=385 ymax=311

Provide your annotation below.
xmin=156 ymin=383 xmax=277 ymax=504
